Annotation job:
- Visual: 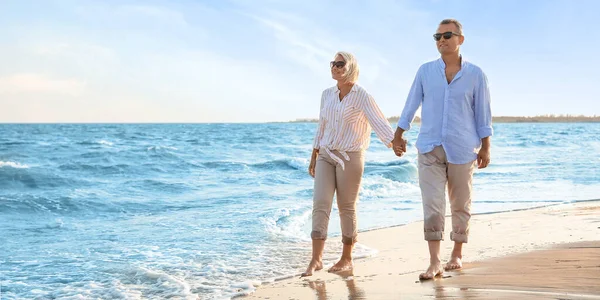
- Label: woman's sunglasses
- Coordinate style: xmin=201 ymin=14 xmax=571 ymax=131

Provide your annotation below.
xmin=433 ymin=31 xmax=460 ymax=41
xmin=330 ymin=61 xmax=346 ymax=68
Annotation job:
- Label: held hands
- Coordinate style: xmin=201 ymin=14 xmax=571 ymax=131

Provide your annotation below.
xmin=392 ymin=137 xmax=407 ymax=157
xmin=392 ymin=127 xmax=407 ymax=157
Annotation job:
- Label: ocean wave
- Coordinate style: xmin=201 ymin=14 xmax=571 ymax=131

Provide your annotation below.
xmin=260 ymin=206 xmax=311 ymax=242
xmin=365 ymin=159 xmax=411 ymax=167
xmin=122 ymin=179 xmax=193 ymax=194
xmin=78 ymin=150 xmax=118 ymax=159
xmin=510 ymin=140 xmax=557 ymax=147
xmin=0 ymin=167 xmax=83 ymax=189
xmin=0 ymin=141 xmax=32 ymax=146
xmin=0 ymin=191 xmax=174 ymax=215
xmin=185 ymin=138 xmax=212 ymax=146
xmin=203 ymin=158 xmax=417 ymax=173
xmin=364 ymin=162 xmax=417 ymax=183
xmin=119 ymin=266 xmax=196 ymax=299
xmin=201 ymin=161 xmax=249 ymax=172
xmin=250 ymin=158 xmax=307 ymax=171
xmin=98 ymin=140 xmax=113 ymax=146
xmin=360 ymin=176 xmax=421 ymax=199
xmin=0 ymin=161 xmax=30 ymax=168
xmin=58 ymin=162 xmax=132 ymax=174
xmin=201 ymin=158 xmax=307 ymax=172
xmin=0 ymin=194 xmax=89 ymax=213
xmin=76 ymin=140 xmax=114 ymax=146
xmin=147 ymin=145 xmax=178 ymax=151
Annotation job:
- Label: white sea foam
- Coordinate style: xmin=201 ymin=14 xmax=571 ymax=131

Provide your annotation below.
xmin=0 ymin=160 xmax=30 ymax=168
xmin=147 ymin=145 xmax=178 ymax=151
xmin=286 ymin=157 xmax=307 ymax=170
xmin=97 ymin=140 xmax=113 ymax=146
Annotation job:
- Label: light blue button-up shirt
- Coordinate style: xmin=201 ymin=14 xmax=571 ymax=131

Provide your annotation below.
xmin=397 ymin=57 xmax=493 ymax=164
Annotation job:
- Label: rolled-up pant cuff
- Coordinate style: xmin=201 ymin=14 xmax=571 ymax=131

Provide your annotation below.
xmin=311 ymin=231 xmax=326 ymax=240
xmin=450 ymin=232 xmax=468 ymax=243
xmin=424 ymin=231 xmax=444 ymax=241
xmin=342 ymin=235 xmax=357 ymax=245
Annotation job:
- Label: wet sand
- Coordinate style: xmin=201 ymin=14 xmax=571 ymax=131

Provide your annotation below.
xmin=431 ymin=241 xmax=600 ymax=299
xmin=244 ymin=200 xmax=600 ymax=299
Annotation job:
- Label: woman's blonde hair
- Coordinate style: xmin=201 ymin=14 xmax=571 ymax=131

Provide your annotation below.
xmin=335 ymin=51 xmax=359 ymax=83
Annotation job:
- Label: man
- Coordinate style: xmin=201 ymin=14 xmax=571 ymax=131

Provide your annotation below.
xmin=392 ymin=19 xmax=493 ymax=280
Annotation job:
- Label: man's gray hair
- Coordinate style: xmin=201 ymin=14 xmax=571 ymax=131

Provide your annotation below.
xmin=440 ymin=19 xmax=463 ymax=35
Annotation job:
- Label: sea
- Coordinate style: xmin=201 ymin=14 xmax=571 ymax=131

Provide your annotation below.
xmin=1 ymin=123 xmax=599 ymax=299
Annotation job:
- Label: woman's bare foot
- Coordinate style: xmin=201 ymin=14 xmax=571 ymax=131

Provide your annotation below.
xmin=444 ymin=256 xmax=462 ymax=271
xmin=301 ymin=259 xmax=323 ymax=277
xmin=419 ymin=262 xmax=444 ymax=280
xmin=328 ymin=258 xmax=353 ymax=273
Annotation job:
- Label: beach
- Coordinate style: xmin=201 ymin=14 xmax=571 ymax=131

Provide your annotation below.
xmin=245 ymin=200 xmax=600 ymax=299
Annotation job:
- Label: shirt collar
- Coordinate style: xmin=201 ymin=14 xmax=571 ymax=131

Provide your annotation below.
xmin=437 ymin=55 xmax=467 ymax=69
xmin=335 ymin=83 xmax=359 ymax=93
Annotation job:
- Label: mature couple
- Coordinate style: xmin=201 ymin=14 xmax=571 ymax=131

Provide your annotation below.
xmin=303 ymin=19 xmax=493 ymax=280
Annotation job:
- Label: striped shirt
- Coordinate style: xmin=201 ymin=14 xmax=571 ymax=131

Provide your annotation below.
xmin=313 ymin=83 xmax=394 ymax=169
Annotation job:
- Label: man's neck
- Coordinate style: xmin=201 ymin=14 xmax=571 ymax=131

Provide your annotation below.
xmin=441 ymin=52 xmax=461 ymax=67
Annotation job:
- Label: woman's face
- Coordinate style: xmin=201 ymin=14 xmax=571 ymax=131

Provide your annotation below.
xmin=330 ymin=55 xmax=346 ymax=81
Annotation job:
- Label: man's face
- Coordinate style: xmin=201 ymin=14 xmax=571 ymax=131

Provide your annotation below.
xmin=435 ymin=23 xmax=464 ymax=55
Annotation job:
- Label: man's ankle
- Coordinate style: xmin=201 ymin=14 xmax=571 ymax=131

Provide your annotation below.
xmin=430 ymin=257 xmax=441 ymax=264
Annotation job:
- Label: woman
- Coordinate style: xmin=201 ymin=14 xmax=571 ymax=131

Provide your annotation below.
xmin=303 ymin=51 xmax=395 ymax=276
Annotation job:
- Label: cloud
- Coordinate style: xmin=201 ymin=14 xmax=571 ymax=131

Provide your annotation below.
xmin=0 ymin=73 xmax=86 ymax=96
xmin=243 ymin=12 xmax=334 ymax=75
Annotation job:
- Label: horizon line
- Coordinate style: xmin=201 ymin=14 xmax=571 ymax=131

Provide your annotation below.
xmin=2 ymin=115 xmax=600 ymax=125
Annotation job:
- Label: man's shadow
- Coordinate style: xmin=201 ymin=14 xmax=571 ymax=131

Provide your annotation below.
xmin=305 ymin=269 xmax=367 ymax=300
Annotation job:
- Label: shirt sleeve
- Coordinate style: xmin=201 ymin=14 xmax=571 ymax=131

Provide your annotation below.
xmin=312 ymin=91 xmax=326 ymax=149
xmin=364 ymin=94 xmax=394 ymax=148
xmin=397 ymin=66 xmax=424 ymax=131
xmin=474 ymin=69 xmax=493 ymax=139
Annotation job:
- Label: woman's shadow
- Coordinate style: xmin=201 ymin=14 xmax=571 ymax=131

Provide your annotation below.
xmin=305 ymin=269 xmax=367 ymax=300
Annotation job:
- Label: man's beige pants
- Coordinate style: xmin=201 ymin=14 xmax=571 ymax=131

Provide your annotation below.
xmin=418 ymin=146 xmax=476 ymax=243
xmin=311 ymin=149 xmax=364 ymax=245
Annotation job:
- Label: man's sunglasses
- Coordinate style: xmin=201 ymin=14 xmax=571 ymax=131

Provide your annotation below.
xmin=433 ymin=31 xmax=460 ymax=41
xmin=330 ymin=61 xmax=346 ymax=68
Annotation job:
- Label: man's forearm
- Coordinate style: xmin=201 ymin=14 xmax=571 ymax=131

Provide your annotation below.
xmin=481 ymin=136 xmax=491 ymax=149
xmin=394 ymin=127 xmax=405 ymax=139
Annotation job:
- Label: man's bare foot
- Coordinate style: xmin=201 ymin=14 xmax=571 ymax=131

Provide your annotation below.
xmin=301 ymin=259 xmax=323 ymax=277
xmin=419 ymin=262 xmax=444 ymax=280
xmin=444 ymin=256 xmax=462 ymax=271
xmin=328 ymin=258 xmax=353 ymax=273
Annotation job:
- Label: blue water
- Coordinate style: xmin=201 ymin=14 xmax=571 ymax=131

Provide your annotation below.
xmin=1 ymin=123 xmax=599 ymax=299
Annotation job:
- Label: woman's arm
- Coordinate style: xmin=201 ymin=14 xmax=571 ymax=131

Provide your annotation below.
xmin=312 ymin=91 xmax=327 ymax=150
xmin=363 ymin=94 xmax=394 ymax=148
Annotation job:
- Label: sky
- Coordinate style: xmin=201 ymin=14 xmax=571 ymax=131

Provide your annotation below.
xmin=1 ymin=0 xmax=599 ymax=123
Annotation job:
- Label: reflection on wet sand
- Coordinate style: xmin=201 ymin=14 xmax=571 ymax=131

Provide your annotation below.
xmin=305 ymin=270 xmax=367 ymax=300
xmin=428 ymin=241 xmax=600 ymax=299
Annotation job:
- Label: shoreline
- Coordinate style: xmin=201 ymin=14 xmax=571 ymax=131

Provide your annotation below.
xmin=229 ymin=200 xmax=578 ymax=297
xmin=243 ymin=199 xmax=600 ymax=299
